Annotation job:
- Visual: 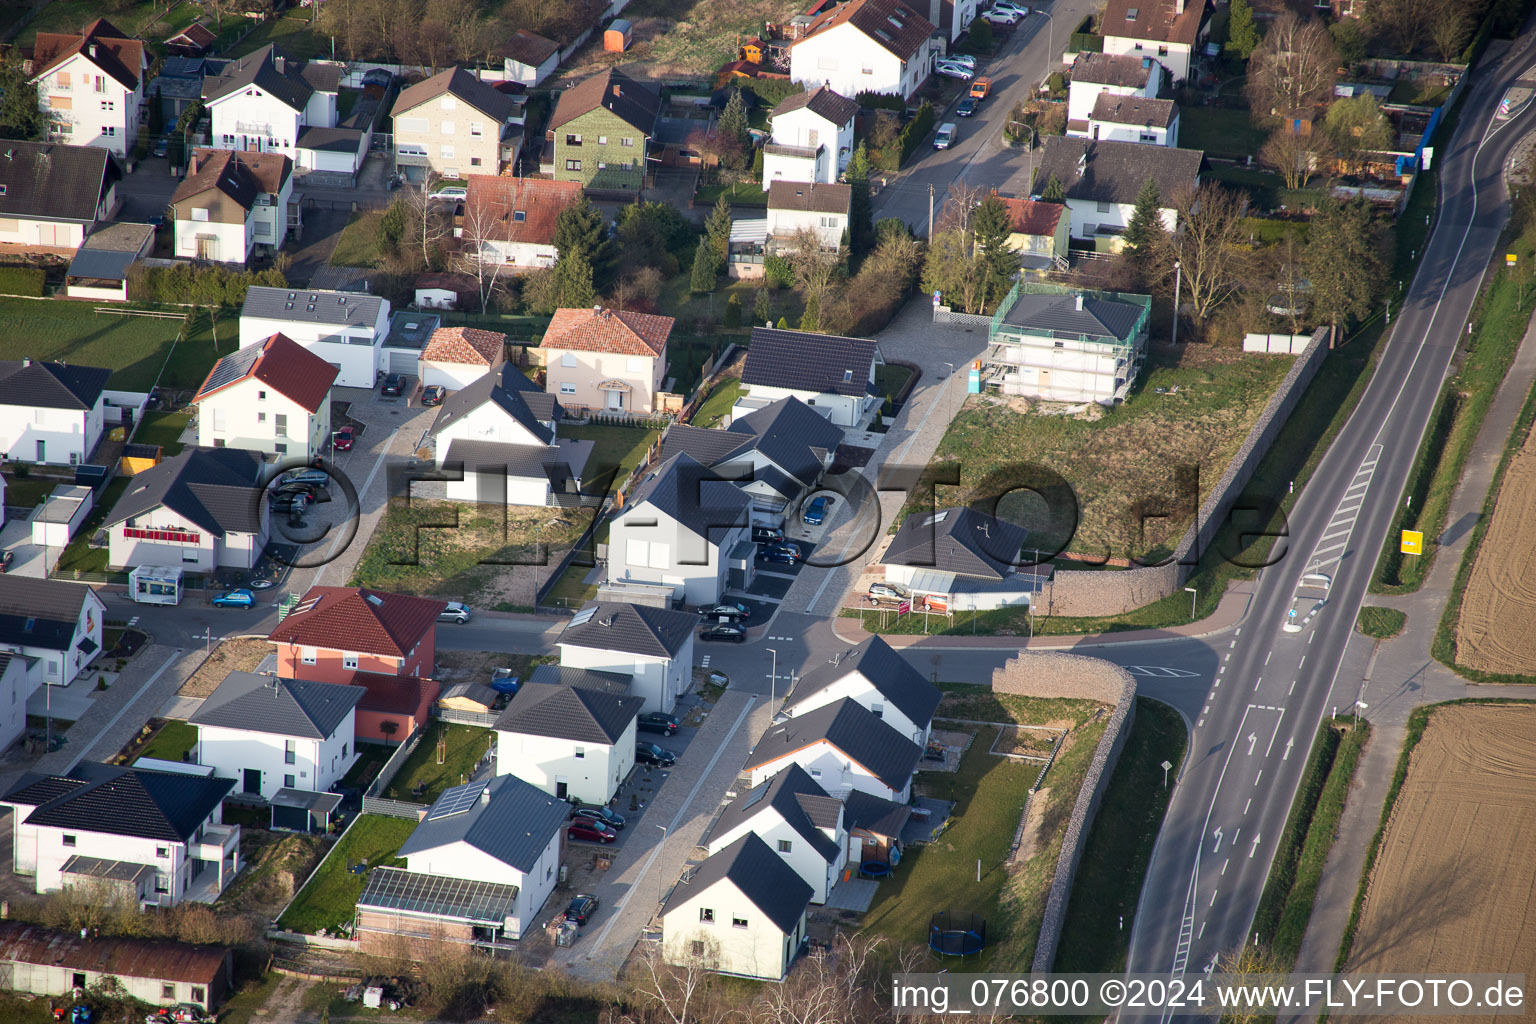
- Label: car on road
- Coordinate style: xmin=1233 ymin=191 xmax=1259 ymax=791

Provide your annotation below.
xmin=700 ymin=622 xmax=747 ymax=643
xmin=699 ymin=602 xmax=749 ymax=620
xmin=332 ymin=426 xmax=354 ymax=451
xmin=152 ymin=135 xmax=169 ymax=158
xmin=758 ymin=544 xmax=800 ymax=565
xmin=970 ymin=77 xmax=992 ymax=99
xmin=421 ymin=384 xmax=446 ymax=406
xmin=380 ymin=373 xmax=405 ymax=397
xmin=751 ymin=525 xmax=786 ymax=544
xmin=867 ymin=581 xmax=910 ymax=604
xmin=935 ymin=63 xmax=974 ymax=81
xmin=438 ymin=601 xmax=472 ymax=623
xmin=802 ymin=494 xmax=833 ymax=525
xmin=638 ymin=711 xmax=680 ymax=736
xmin=212 ymin=589 xmax=255 ymax=609
xmin=636 ymin=741 xmax=677 ymax=766
xmin=934 ymin=122 xmax=958 ymax=148
xmin=564 ymin=893 xmax=600 ymax=926
xmin=570 ymin=805 xmax=626 ymax=830
xmin=982 ymin=6 xmax=1021 ymax=22
xmin=429 ymin=185 xmax=468 ymax=203
xmin=957 ymin=96 xmax=978 ymax=117
xmin=0 ymin=550 xmax=12 ymax=573
xmin=567 ymin=820 xmax=617 ymax=843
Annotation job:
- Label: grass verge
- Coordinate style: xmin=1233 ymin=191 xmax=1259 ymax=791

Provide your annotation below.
xmin=277 ymin=814 xmax=417 ymax=935
xmin=330 ymin=209 xmax=386 ymax=268
xmin=134 ymin=409 xmax=192 ymax=456
xmin=557 ymin=423 xmax=658 ymax=496
xmin=380 ymin=721 xmax=494 ymax=803
xmin=1355 ymin=606 xmax=1406 ymax=640
xmin=691 ymin=378 xmax=742 ymax=427
xmin=136 ymin=720 xmax=198 ymax=763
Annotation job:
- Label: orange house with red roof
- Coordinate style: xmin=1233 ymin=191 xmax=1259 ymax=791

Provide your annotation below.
xmin=349 ymin=670 xmax=440 ymax=744
xmin=268 ymin=587 xmax=446 ymax=685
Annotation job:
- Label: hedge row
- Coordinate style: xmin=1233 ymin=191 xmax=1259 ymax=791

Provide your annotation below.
xmin=898 ymin=102 xmax=936 ymax=164
xmin=0 ymin=267 xmax=46 ymax=297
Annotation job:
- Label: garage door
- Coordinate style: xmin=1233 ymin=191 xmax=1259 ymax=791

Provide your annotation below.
xmin=388 ymin=349 xmax=418 ymax=374
xmin=475 ymin=467 xmax=506 ymax=505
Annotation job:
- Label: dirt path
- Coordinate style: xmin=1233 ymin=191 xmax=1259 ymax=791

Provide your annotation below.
xmin=249 ymin=975 xmax=315 ymax=1023
xmin=1455 ymin=425 xmax=1536 ymax=674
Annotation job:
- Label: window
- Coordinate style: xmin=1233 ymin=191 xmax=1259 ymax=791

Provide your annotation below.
xmin=191 ymin=208 xmax=209 ymax=222
xmin=275 ymin=413 xmax=287 ymax=435
xmin=284 ymin=774 xmax=296 ymax=788
xmin=182 ymin=549 xmax=198 ymax=564
xmin=561 ymin=352 xmax=578 ymax=367
xmin=342 ymin=743 xmax=348 ymax=757
xmin=397 ymin=143 xmax=427 ymax=157
xmin=560 ymin=382 xmax=576 ymax=394
xmin=222 ymin=134 xmax=235 ymax=146
xmin=441 ymin=120 xmax=455 ymax=134
xmin=470 ymin=122 xmax=484 ymax=136
xmin=103 ymin=126 xmax=116 ymax=137
xmin=565 ymin=159 xmax=582 ymax=171
xmin=809 ymin=768 xmax=822 ymax=778
xmin=156 ymin=846 xmax=169 ymax=858
xmin=598 ymin=135 xmax=608 ymax=145
xmin=285 ymin=740 xmax=297 ymax=764
xmin=732 ymin=916 xmax=748 ymax=929
xmin=273 ymin=442 xmax=287 ymax=454
xmin=440 ymin=145 xmax=455 ymax=159
xmin=301 ymin=647 xmax=317 ymax=664
xmin=699 ymin=908 xmax=715 ymax=924
xmin=343 ymin=653 xmax=359 ymax=670
xmin=690 ymin=940 xmax=705 ymax=957
xmin=470 ymin=157 xmax=482 ymax=167
xmin=100 ymin=100 xmax=114 ymax=111
xmin=257 ymin=412 xmax=267 ymax=423
xmin=575 ymin=746 xmax=585 ymax=759
xmin=1096 ymin=200 xmax=1112 ymax=213
xmin=621 ymin=137 xmax=634 ymax=147
xmin=191 ymin=988 xmax=205 ymax=1005
xmin=627 ymin=357 xmax=645 ymax=373
xmin=399 ymin=117 xmax=428 ymax=134
xmin=778 ymin=839 xmax=792 ymax=853
xmin=63 ymin=834 xmax=76 ymax=847
xmin=162 ymin=984 xmax=176 ymax=1000
xmin=254 ymin=221 xmax=272 ymax=237
xmin=566 ymin=133 xmax=582 ymax=146
xmin=546 ymin=865 xmax=553 ymax=880
xmin=1141 ymin=132 xmax=1158 ymax=143
xmin=1158 ymin=46 xmax=1169 ymax=56
xmin=871 ymin=703 xmax=884 ymax=719
xmin=820 ymin=216 xmax=838 ymax=228
xmin=257 ymin=389 xmax=267 ymax=401
xmin=154 ymin=877 xmax=169 ymax=894
xmin=94 ymin=75 xmax=105 ymax=93
xmin=862 ymin=66 xmax=873 ymax=75
xmin=626 ymin=539 xmax=649 ymax=567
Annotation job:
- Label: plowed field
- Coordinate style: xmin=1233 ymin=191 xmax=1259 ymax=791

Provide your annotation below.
xmin=1456 ymin=427 xmax=1536 ymax=674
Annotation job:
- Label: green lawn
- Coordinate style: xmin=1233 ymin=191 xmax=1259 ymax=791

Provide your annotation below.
xmin=134 ymin=409 xmax=192 ymax=456
xmin=136 ymin=720 xmax=198 ymax=763
xmin=381 ymin=721 xmax=494 ymax=803
xmin=668 ymin=334 xmax=728 ymax=394
xmin=1177 ymin=106 xmax=1267 ymax=161
xmin=1356 ymin=606 xmax=1406 ymax=639
xmin=660 ymin=273 xmax=802 ymax=332
xmin=56 ymin=476 xmax=130 ymax=574
xmin=691 ymin=378 xmax=742 ymax=427
xmin=226 ymin=12 xmax=329 ymax=59
xmin=277 ymin=814 xmax=417 ymax=935
xmin=557 ymin=423 xmax=658 ymax=496
xmin=695 ymin=182 xmax=769 ymax=206
xmin=329 ymin=209 xmax=386 ymax=269
xmin=875 ymin=362 xmax=914 ymax=414
xmin=14 ymin=0 xmax=199 ymax=45
xmin=935 ymin=686 xmax=1103 ymax=727
xmin=544 ymin=559 xmax=599 ymax=610
xmin=3 ymin=476 xmax=55 ymax=509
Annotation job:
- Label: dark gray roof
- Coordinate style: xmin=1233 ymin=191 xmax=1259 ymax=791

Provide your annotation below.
xmin=66 ymin=248 xmax=134 ymax=283
xmin=885 ymin=506 xmax=1030 ymax=581
xmin=1033 ymin=136 xmax=1203 ymax=206
xmin=296 ymin=125 xmax=365 ymax=153
xmin=618 ymin=452 xmax=752 ymax=542
xmin=0 ymin=141 xmax=118 ymax=224
xmin=0 ymin=576 xmax=93 ymax=652
xmin=431 ymin=364 xmax=556 ymax=444
xmin=0 ymin=360 xmax=110 ymax=411
xmin=494 ymin=681 xmax=641 ymax=744
xmin=1091 ymin=93 xmax=1178 ymax=129
xmin=772 ymin=86 xmax=859 ymax=126
xmin=398 ymin=774 xmax=570 ymax=873
xmin=241 ymin=285 xmax=386 ymax=329
xmin=394 ymin=66 xmax=520 ymax=124
xmin=105 ymin=447 xmax=266 ymax=537
xmin=783 ymin=636 xmax=940 ymax=730
xmin=203 ymin=45 xmax=336 ymax=110
xmin=558 ymin=601 xmax=695 ymax=660
xmin=660 ymin=832 xmax=812 ymax=934
xmin=528 ymin=662 xmax=632 ymax=695
xmin=842 ymin=789 xmax=912 ymax=838
xmin=1000 ymin=291 xmax=1145 ymax=343
xmin=659 ymin=424 xmax=756 ymax=467
xmin=13 ymin=763 xmax=232 ymax=843
xmin=746 ymin=698 xmax=922 ymax=792
xmin=190 ymin=671 xmax=365 ymax=739
xmin=727 ymin=396 xmax=842 ymax=488
xmin=712 ymin=763 xmax=841 ymax=864
xmin=743 ymin=327 xmax=878 ymax=398
xmin=441 ymin=438 xmax=588 ymax=489
xmin=1073 ymin=52 xmax=1157 ymax=88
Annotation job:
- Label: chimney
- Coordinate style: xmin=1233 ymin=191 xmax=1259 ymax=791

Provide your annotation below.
xmin=481 ymin=786 xmax=491 ymax=806
xmin=21 ymin=358 xmax=30 ymax=367
xmin=188 ymin=153 xmax=199 ymax=175
xmin=1075 ymin=293 xmax=1084 ymax=311
xmin=1176 ymin=0 xmax=1187 ymax=11
xmin=612 ymin=83 xmax=621 ymax=98
xmin=274 ymin=55 xmax=286 ymax=75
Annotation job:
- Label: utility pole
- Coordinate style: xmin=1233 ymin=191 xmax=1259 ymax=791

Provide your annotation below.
xmin=1171 ymin=260 xmax=1182 ymax=345
xmin=928 ymin=183 xmax=935 ymax=240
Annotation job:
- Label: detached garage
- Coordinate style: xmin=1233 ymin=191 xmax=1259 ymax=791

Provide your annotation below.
xmin=296 ymin=127 xmax=368 ymax=175
xmin=418 ymin=326 xmax=508 ymax=390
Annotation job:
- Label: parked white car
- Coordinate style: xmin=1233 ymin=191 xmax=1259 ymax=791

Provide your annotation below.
xmin=939 ymin=53 xmax=977 ymax=69
xmin=982 ymin=7 xmax=1022 ymax=23
xmin=992 ymin=1 xmax=1030 ymax=14
xmin=935 ymin=63 xmax=975 ymax=80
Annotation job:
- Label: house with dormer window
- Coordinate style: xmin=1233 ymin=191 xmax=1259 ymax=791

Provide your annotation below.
xmin=203 ymin=45 xmax=366 ymax=174
xmin=788 ymin=0 xmax=937 ymax=102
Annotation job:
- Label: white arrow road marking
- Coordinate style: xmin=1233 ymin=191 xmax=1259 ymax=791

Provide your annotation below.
xmin=1284 ymin=736 xmax=1295 ymax=761
xmin=1212 ymin=827 xmax=1224 ymax=852
xmin=1247 ymin=733 xmax=1257 ymax=756
xmin=1250 ymin=833 xmax=1262 ymax=859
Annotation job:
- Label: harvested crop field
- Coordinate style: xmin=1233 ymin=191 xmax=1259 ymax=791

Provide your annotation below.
xmin=1455 ymin=428 xmax=1536 ymax=674
xmin=1348 ymin=705 xmax=1536 ymax=997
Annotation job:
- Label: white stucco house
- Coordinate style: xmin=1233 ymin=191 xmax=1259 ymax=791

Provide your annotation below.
xmin=0 ymin=654 xmax=31 ymax=760
xmin=745 ymin=697 xmax=922 ymax=803
xmin=169 ymin=148 xmax=294 ymax=265
xmin=606 ymin=453 xmax=754 ymax=606
xmin=493 ymin=680 xmax=642 ymax=805
xmin=780 ymin=636 xmax=940 ymax=748
xmin=0 ymin=141 xmax=121 ymax=252
xmin=0 ymin=360 xmax=110 ymax=467
xmin=661 ymin=833 xmax=812 ymax=981
xmin=766 ymin=180 xmax=851 ymax=252
xmin=1065 ymin=52 xmax=1164 ymax=129
xmin=1031 ymin=137 xmax=1203 ymax=247
xmin=736 ymin=326 xmax=883 ymax=428
xmin=763 ymin=87 xmax=858 ymax=188
xmin=1079 ymin=94 xmax=1181 ymax=146
xmin=1100 ymin=0 xmax=1211 ymax=84
xmin=29 ymin=19 xmax=147 ymax=157
xmin=0 ymin=762 xmax=238 ymax=905
xmin=707 ymin=764 xmax=847 ymax=905
xmin=556 ymin=603 xmax=696 ymax=716
xmin=105 ymin=448 xmax=269 ymax=572
xmin=203 ymin=45 xmax=366 ymax=174
xmin=193 ymin=332 xmax=337 ymax=459
xmin=984 ymin=286 xmax=1153 ymax=404
xmin=789 ymin=0 xmax=937 ymax=102
xmin=459 ymin=175 xmax=583 ymax=270
xmin=238 ymin=286 xmax=391 ymax=388
xmin=189 ymin=671 xmax=364 ymax=801
xmin=417 ymin=326 xmax=507 ymax=391
xmin=0 ymin=572 xmax=105 ymax=689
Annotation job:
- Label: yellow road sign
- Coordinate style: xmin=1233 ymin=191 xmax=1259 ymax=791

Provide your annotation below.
xmin=1400 ymin=530 xmax=1424 ymax=555
xmin=1508 ymin=253 xmax=1519 ymax=266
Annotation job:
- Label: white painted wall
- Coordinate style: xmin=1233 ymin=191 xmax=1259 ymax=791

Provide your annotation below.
xmin=663 ymin=879 xmax=805 ymax=981
xmin=195 ymin=716 xmax=357 ymax=800
xmin=15 ymin=822 xmax=192 ymax=904
xmin=401 ymin=832 xmax=561 ymax=939
xmin=0 ymin=587 xmax=104 ymax=687
xmin=733 ymin=385 xmax=865 ymax=427
xmin=433 ymin=395 xmax=550 ymax=452
xmin=558 ymin=640 xmax=691 ymax=715
xmin=495 ymin=716 xmax=636 ymax=805
xmin=239 ymin=304 xmax=390 ymax=388
xmin=419 ymin=358 xmax=502 ymax=391
xmin=36 ymin=51 xmax=143 ymax=157
xmin=0 ymin=657 xmax=30 ymax=762
xmin=197 ymin=376 xmax=330 ymax=458
xmin=782 ymin=675 xmax=930 ymax=746
xmin=763 ymin=105 xmax=854 ymax=187
xmin=1065 ymin=63 xmax=1160 ymax=123
xmin=608 ymin=502 xmax=747 ymax=608
xmin=210 ymin=86 xmax=303 ymax=154
xmin=766 ymin=205 xmax=848 ymax=249
xmin=1062 ymin=198 xmax=1178 ymax=243
xmin=109 ymin=504 xmax=266 ymax=572
xmin=1103 ymin=36 xmax=1195 ymax=82
xmin=748 ymin=743 xmax=910 ymax=803
xmin=790 ymin=22 xmax=933 ymax=101
xmin=0 ymin=400 xmax=104 ymax=466
xmin=707 ymin=811 xmax=845 ymax=904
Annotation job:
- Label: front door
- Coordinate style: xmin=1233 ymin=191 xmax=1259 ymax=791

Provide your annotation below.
xmin=196 ymin=234 xmax=218 ymax=261
xmin=556 ymin=781 xmax=568 ymax=799
xmin=35 ymin=439 xmax=44 ymax=463
xmin=606 ymin=389 xmax=624 ymax=411
xmin=243 ymin=768 xmax=261 ymax=794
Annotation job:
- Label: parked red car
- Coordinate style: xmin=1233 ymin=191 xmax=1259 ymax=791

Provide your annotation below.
xmin=332 ymin=426 xmax=354 ymax=452
xmin=568 ymin=820 xmax=618 ymax=844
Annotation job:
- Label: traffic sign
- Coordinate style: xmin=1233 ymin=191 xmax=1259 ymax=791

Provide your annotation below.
xmin=1400 ymin=530 xmax=1424 ymax=555
xmin=1509 ymin=253 xmax=1519 ymax=266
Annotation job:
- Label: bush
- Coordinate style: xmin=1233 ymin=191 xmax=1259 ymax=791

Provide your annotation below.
xmin=856 ymin=92 xmax=907 ymax=112
xmin=898 ymin=102 xmax=936 ymax=164
xmin=127 ymin=263 xmax=287 ymax=306
xmin=736 ymin=77 xmax=802 ymax=110
xmin=723 ymin=293 xmax=742 ymax=328
xmin=968 ymin=19 xmax=994 ymax=50
xmin=0 ymin=266 xmax=45 ymax=297
xmin=1047 ymin=71 xmax=1068 ymax=96
xmin=764 ymin=254 xmax=795 ymax=289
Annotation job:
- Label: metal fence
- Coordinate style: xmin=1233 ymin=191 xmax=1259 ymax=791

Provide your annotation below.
xmin=365 ymin=724 xmax=425 ymax=798
xmin=433 ymin=706 xmax=500 ymax=728
xmin=360 ymin=795 xmax=427 ymax=819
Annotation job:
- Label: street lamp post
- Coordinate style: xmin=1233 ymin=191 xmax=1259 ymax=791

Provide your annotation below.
xmin=1172 ymin=260 xmax=1182 ymax=345
xmin=767 ymin=648 xmax=778 ymax=705
xmin=1185 ymin=585 xmax=1197 ymax=620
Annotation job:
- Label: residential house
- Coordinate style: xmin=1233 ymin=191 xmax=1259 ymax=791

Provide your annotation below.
xmin=744 ymin=698 xmax=922 ymax=802
xmin=546 ymin=67 xmax=660 ymax=192
xmin=493 ymin=681 xmax=642 ymax=804
xmin=267 ymin=586 xmax=446 ymax=683
xmin=0 ymin=654 xmax=30 ymax=757
xmin=539 ymin=305 xmax=674 ymax=415
xmin=0 ymin=762 xmax=238 ymax=905
xmin=350 ymin=671 xmax=439 ymax=744
xmin=430 ymin=364 xmax=593 ymax=506
xmin=147 ymin=55 xmax=206 ymax=126
xmin=29 ymin=19 xmax=147 ymax=157
xmin=64 ymin=221 xmax=154 ymax=301
xmin=238 ymin=286 xmax=392 ymax=388
xmin=780 ymin=636 xmax=940 ymax=747
xmin=499 ymin=30 xmax=561 ymax=86
xmin=458 ymin=175 xmax=583 ymax=270
xmin=789 ymin=0 xmax=937 ymax=102
xmin=391 ymin=67 xmax=525 ymax=181
xmin=105 ymin=447 xmax=269 ymax=572
xmin=379 ymin=308 xmax=440 ymax=378
xmin=1065 ymin=52 xmax=1164 ymax=131
xmin=0 ymin=359 xmax=110 ymax=467
xmin=1081 ymin=93 xmax=1181 ymax=146
xmin=762 ymin=87 xmax=858 ymax=188
xmin=766 ymin=180 xmax=850 ymax=251
xmin=556 ymin=602 xmax=696 ymax=715
xmin=0 ymin=576 xmax=105 ymax=688
xmin=919 ymin=0 xmax=981 ymax=44
xmin=189 ymin=671 xmax=365 ymax=800
xmin=0 ymin=923 xmax=230 ymax=1012
xmin=1032 ymin=137 xmax=1203 ymax=247
xmin=995 ymin=196 xmax=1069 ymax=270
xmin=193 ymin=332 xmax=337 ymax=458
xmin=984 ymin=284 xmax=1152 ymax=403
xmin=170 ymin=148 xmax=294 ymax=264
xmin=736 ymin=326 xmax=883 ymax=428
xmin=357 ymin=775 xmax=570 ymax=950
xmin=203 ymin=45 xmax=366 ymax=174
xmin=418 ymin=326 xmax=507 ymax=390
xmin=1099 ymin=0 xmax=1211 ymax=83
xmin=660 ymin=832 xmax=812 ymax=981
xmin=659 ymin=396 xmax=842 ymax=522
xmin=607 ymin=454 xmax=754 ymax=606
xmin=0 ymin=140 xmax=121 ymax=252
xmin=165 ymin=23 xmax=217 ymax=57
xmin=706 ymin=764 xmax=846 ymax=905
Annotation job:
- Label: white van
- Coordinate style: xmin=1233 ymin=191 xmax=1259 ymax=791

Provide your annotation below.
xmin=934 ymin=122 xmax=957 ymax=149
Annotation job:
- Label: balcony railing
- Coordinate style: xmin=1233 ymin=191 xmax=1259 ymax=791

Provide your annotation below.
xmin=763 ymin=142 xmax=821 ymax=160
xmin=194 ymin=822 xmax=240 ymax=862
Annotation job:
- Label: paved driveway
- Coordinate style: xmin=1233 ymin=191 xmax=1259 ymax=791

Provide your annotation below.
xmin=115 ymin=155 xmax=180 ymax=222
xmin=287 ymin=206 xmax=355 ymax=287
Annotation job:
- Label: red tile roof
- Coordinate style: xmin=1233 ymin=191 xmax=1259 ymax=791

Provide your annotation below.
xmin=193 ymin=332 xmax=338 ymax=413
xmin=422 ymin=326 xmax=507 ymax=367
xmin=540 ymin=307 xmax=674 ymax=358
xmin=349 ymin=671 xmax=440 ymax=715
xmin=796 ymin=0 xmax=934 ymax=62
xmin=31 ymin=18 xmax=146 ymax=91
xmin=268 ymin=587 xmax=446 ymax=658
xmin=1101 ymin=0 xmax=1208 ymax=47
xmin=462 ymin=175 xmax=583 ymax=247
xmin=997 ymin=196 xmax=1065 ymax=237
xmin=167 ymin=23 xmax=217 ymax=49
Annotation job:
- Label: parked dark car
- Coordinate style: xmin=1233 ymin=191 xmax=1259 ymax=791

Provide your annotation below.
xmin=636 ymin=741 xmax=677 ymax=767
xmin=698 ymin=602 xmax=748 ymax=620
xmin=381 ymin=373 xmax=405 ymax=397
xmin=565 ymin=893 xmax=600 ymax=926
xmin=268 ymin=492 xmax=311 ymax=514
xmin=638 ymin=712 xmax=680 ymax=736
xmin=802 ymin=495 xmax=833 ymax=525
xmin=700 ymin=623 xmax=747 ymax=643
xmin=421 ymin=384 xmax=446 ymax=406
xmin=570 ymin=805 xmax=626 ymax=830
xmin=751 ymin=525 xmax=786 ymax=544
xmin=567 ymin=820 xmax=617 ymax=843
xmin=758 ymin=543 xmax=800 ymax=565
xmin=276 ymin=481 xmax=327 ymax=501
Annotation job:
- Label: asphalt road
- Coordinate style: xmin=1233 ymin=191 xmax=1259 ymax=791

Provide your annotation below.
xmin=1124 ymin=36 xmax=1536 ymax=1002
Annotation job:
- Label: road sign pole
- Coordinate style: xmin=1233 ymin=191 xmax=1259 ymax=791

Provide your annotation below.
xmin=1161 ymin=760 xmax=1172 ymax=789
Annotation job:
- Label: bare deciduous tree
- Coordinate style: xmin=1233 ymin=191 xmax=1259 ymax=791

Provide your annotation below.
xmin=1370 ymin=0 xmax=1437 ymax=54
xmin=400 ymin=176 xmax=449 ymax=269
xmin=610 ymin=266 xmax=664 ymax=311
xmin=456 ymin=200 xmax=511 ymax=315
xmin=790 ymin=227 xmax=845 ymax=309
xmin=1159 ymin=183 xmax=1251 ymax=322
xmin=1246 ymin=13 xmax=1340 ymax=119
xmin=1259 ymin=127 xmax=1323 ymax=190
xmin=1430 ymin=2 xmax=1471 ymax=61
xmin=622 ymin=935 xmax=724 ymax=1024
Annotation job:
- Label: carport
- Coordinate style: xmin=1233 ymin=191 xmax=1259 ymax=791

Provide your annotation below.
xmin=269 ymin=788 xmax=342 ymax=833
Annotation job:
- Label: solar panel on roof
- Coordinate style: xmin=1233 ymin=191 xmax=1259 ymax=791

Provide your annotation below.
xmin=201 ymin=346 xmax=261 ymax=394
xmin=428 ymin=778 xmax=489 ymax=820
xmin=569 ymin=606 xmax=597 ymax=627
xmin=739 ymin=783 xmax=771 ymax=812
xmin=359 ymin=867 xmax=518 ymax=923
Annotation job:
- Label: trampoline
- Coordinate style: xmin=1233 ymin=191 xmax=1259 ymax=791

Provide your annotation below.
xmin=860 ymin=861 xmax=892 ymax=879
xmin=929 ymin=911 xmax=987 ymax=956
